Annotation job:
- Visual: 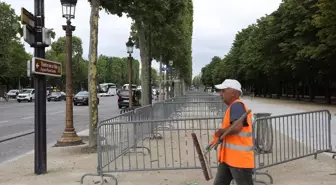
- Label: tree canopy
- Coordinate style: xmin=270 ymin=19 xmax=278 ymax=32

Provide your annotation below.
xmin=0 ymin=2 xmax=31 ymax=89
xmin=100 ymin=0 xmax=194 ymax=105
xmin=200 ymin=0 xmax=336 ymax=104
xmin=97 ymin=55 xmax=140 ymax=86
xmin=45 ymin=36 xmax=88 ymax=91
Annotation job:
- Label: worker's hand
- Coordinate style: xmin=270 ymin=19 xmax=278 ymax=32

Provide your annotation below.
xmin=205 ymin=145 xmax=211 ymax=151
xmin=214 ymin=129 xmax=224 ymax=137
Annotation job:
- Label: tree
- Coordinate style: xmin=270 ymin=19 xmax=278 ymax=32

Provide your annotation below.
xmin=97 ymin=55 xmax=140 ymax=86
xmin=200 ymin=0 xmax=336 ymax=104
xmin=0 ymin=2 xmax=31 ymax=88
xmin=102 ymin=0 xmax=193 ymax=104
xmin=8 ymin=40 xmax=31 ymax=88
xmin=0 ymin=2 xmax=23 ymax=83
xmin=88 ymin=0 xmax=100 ymax=147
xmin=151 ymin=68 xmax=159 ymax=87
xmin=85 ymin=0 xmax=193 ymax=146
xmin=45 ymin=36 xmax=87 ymax=91
xmin=192 ymin=74 xmax=202 ymax=88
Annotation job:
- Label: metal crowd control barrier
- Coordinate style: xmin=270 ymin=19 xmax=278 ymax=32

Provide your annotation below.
xmin=81 ymin=109 xmax=336 ymax=185
xmin=99 ymin=95 xmax=225 ymax=156
xmin=253 ymin=110 xmax=336 ymax=185
xmin=169 ymin=95 xmax=222 ymax=103
xmin=81 ymin=117 xmax=223 ymax=185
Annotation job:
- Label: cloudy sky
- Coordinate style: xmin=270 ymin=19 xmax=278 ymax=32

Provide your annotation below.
xmin=4 ymin=0 xmax=282 ymax=77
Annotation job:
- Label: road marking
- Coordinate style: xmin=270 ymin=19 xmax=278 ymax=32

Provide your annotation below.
xmin=49 ymin=111 xmax=64 ymax=115
xmin=0 ymin=129 xmax=34 ymax=143
xmin=21 ymin=116 xmax=34 ymax=120
xmin=0 ymin=128 xmax=89 ymax=166
xmin=0 ymin=120 xmax=9 ymax=124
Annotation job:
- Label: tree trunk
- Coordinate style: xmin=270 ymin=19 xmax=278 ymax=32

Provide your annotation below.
xmin=276 ymin=81 xmax=281 ymax=99
xmin=181 ymin=77 xmax=185 ymax=95
xmin=88 ymin=0 xmax=100 ymax=147
xmin=324 ymin=79 xmax=331 ymax=104
xmin=136 ymin=21 xmax=150 ymax=105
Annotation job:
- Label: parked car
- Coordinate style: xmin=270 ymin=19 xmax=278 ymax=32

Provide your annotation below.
xmin=7 ymin=89 xmax=19 ymax=99
xmin=17 ymin=88 xmax=35 ymax=103
xmin=117 ymin=89 xmax=141 ymax=109
xmin=47 ymin=91 xmax=66 ymax=102
xmin=73 ymin=91 xmax=99 ymax=106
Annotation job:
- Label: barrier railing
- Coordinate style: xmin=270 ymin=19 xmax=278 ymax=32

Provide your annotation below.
xmin=81 ymin=117 xmax=223 ymax=185
xmin=169 ymin=95 xmax=221 ymax=103
xmin=253 ymin=110 xmax=336 ymax=184
xmin=81 ymin=109 xmax=336 ymax=185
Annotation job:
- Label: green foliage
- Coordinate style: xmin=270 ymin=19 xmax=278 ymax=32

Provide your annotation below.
xmin=101 ymin=0 xmax=193 ymax=102
xmin=192 ymin=74 xmax=202 ymax=88
xmin=97 ymin=55 xmax=140 ymax=86
xmin=0 ymin=2 xmax=31 ymax=88
xmin=45 ymin=36 xmax=88 ymax=91
xmin=200 ymin=0 xmax=336 ymax=104
xmin=151 ymin=68 xmax=160 ymax=86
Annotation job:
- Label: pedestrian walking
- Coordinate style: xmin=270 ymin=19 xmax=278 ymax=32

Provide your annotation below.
xmin=208 ymin=79 xmax=254 ymax=185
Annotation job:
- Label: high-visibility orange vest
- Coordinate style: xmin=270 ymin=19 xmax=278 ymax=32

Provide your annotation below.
xmin=212 ymin=99 xmax=254 ymax=168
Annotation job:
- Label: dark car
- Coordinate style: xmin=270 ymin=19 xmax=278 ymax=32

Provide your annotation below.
xmin=47 ymin=92 xmax=66 ymax=101
xmin=117 ymin=89 xmax=141 ymax=109
xmin=73 ymin=91 xmax=99 ymax=106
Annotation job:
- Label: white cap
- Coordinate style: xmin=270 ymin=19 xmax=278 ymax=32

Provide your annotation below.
xmin=214 ymin=79 xmax=242 ymax=94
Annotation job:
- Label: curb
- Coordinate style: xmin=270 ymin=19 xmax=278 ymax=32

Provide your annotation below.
xmin=0 ymin=129 xmax=89 ymax=166
xmin=0 ymin=129 xmax=35 ymax=143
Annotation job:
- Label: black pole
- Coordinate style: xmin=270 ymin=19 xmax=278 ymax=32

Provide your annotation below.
xmin=170 ymin=67 xmax=173 ymax=98
xmin=34 ymin=0 xmax=47 ymax=175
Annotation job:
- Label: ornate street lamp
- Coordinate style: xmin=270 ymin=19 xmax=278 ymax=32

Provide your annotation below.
xmin=126 ymin=37 xmax=134 ymax=54
xmin=55 ymin=0 xmax=82 ymax=147
xmin=126 ymin=37 xmax=134 ymax=107
xmin=60 ymin=0 xmax=77 ymax=20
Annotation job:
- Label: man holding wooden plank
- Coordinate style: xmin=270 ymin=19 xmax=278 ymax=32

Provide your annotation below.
xmin=209 ymin=79 xmax=254 ymax=185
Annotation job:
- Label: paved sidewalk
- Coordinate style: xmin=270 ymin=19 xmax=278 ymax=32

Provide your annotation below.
xmin=0 ymin=98 xmax=336 ymax=185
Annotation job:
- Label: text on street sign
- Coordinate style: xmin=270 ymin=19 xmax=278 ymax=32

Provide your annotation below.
xmin=31 ymin=57 xmax=62 ymax=77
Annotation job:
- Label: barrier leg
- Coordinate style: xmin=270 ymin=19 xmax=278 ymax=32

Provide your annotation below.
xmin=145 ymin=133 xmax=162 ymax=140
xmin=253 ymin=171 xmax=273 ymax=184
xmin=123 ymin=143 xmax=151 ymax=156
xmin=81 ymin=173 xmax=117 ymax=185
xmin=80 ymin=173 xmax=99 ymax=184
xmin=100 ymin=173 xmax=118 ymax=185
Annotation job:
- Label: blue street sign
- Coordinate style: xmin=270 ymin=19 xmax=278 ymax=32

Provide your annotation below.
xmin=160 ymin=67 xmax=172 ymax=71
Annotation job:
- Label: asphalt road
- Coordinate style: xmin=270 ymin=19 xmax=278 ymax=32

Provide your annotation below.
xmin=0 ymin=96 xmax=120 ymax=164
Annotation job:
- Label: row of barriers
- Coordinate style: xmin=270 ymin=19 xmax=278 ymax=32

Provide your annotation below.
xmin=81 ymin=92 xmax=336 ymax=185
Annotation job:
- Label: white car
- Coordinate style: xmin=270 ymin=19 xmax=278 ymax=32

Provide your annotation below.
xmin=17 ymin=89 xmax=35 ymax=102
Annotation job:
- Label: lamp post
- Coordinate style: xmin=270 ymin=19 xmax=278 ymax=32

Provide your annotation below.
xmin=169 ymin=60 xmax=173 ymax=98
xmin=126 ymin=37 xmax=134 ymax=108
xmin=55 ymin=0 xmax=82 ymax=147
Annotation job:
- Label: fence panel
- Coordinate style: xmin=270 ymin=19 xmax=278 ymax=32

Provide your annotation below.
xmin=98 ymin=117 xmax=223 ymax=174
xmin=152 ymin=101 xmax=226 ymax=120
xmin=253 ymin=110 xmax=335 ymax=184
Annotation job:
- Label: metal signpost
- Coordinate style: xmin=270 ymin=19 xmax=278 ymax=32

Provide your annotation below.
xmin=21 ymin=1 xmax=59 ymax=175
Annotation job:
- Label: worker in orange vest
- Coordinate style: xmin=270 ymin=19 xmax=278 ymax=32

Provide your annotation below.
xmin=208 ymin=79 xmax=254 ymax=185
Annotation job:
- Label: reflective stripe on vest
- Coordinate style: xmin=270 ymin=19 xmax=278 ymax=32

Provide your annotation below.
xmin=218 ymin=99 xmax=255 ymax=168
xmin=221 ymin=142 xmax=254 ymax=151
xmin=234 ymin=131 xmax=252 ymax=137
